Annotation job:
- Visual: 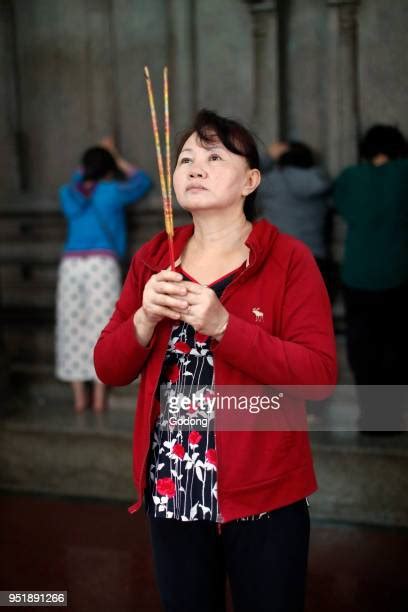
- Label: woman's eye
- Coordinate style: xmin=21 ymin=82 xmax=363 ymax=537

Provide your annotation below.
xmin=209 ymin=154 xmax=222 ymax=161
xmin=179 ymin=157 xmax=192 ymax=164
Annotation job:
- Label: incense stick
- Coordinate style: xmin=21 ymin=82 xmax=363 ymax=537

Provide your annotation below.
xmin=163 ymin=67 xmax=173 ymax=223
xmin=144 ymin=65 xmax=175 ymax=270
xmin=163 ymin=66 xmax=175 ymax=267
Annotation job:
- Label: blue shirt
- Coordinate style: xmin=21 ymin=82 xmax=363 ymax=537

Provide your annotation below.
xmin=59 ymin=169 xmax=151 ymax=258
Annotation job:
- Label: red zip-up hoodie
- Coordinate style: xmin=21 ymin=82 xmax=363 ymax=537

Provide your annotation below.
xmin=94 ymin=219 xmax=337 ymax=523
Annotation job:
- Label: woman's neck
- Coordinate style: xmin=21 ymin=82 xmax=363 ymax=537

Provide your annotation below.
xmin=190 ymin=214 xmax=252 ymax=254
xmin=371 ymin=153 xmax=389 ymax=166
xmin=179 ymin=213 xmax=252 ymax=285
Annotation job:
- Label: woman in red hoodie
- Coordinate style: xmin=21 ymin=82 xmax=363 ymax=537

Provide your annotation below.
xmin=94 ymin=110 xmax=337 ymax=612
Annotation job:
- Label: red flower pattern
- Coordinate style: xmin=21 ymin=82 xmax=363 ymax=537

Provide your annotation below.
xmin=174 ymin=341 xmax=191 ymax=353
xmin=156 ymin=477 xmax=176 ymax=498
xmin=172 ymin=443 xmax=186 ymax=460
xmin=186 ymin=401 xmax=198 ymax=414
xmin=194 ymin=331 xmax=209 ymax=344
xmin=205 ymin=449 xmax=217 ymax=466
xmin=188 ymin=430 xmax=202 ymax=446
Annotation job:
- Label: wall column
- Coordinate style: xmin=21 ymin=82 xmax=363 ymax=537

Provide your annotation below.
xmin=326 ymin=0 xmax=360 ymax=174
xmin=0 ymin=0 xmax=20 ymax=196
xmin=249 ymin=1 xmax=280 ymax=143
xmin=167 ymin=0 xmax=197 ymax=137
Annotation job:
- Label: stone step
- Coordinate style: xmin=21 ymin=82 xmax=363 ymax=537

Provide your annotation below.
xmin=1 ymin=400 xmax=407 ymax=527
xmin=310 ymin=431 xmax=408 ymax=527
xmin=0 ymin=401 xmax=135 ymax=502
xmin=8 ymin=333 xmax=353 ymax=401
xmin=11 ymin=363 xmax=139 ymax=411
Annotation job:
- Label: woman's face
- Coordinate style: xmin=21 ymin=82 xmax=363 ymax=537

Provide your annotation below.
xmin=173 ymin=132 xmax=259 ymax=215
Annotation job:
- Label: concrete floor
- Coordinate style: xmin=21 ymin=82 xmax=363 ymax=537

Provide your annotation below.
xmin=1 ymin=493 xmax=407 ymax=612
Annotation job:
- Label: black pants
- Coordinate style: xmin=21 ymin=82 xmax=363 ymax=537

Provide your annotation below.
xmin=148 ymin=499 xmax=310 ymax=612
xmin=315 ymin=256 xmax=336 ymax=304
xmin=343 ymin=283 xmax=408 ymax=429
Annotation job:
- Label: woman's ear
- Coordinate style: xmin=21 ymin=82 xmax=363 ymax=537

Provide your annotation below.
xmin=242 ymin=168 xmax=261 ymax=196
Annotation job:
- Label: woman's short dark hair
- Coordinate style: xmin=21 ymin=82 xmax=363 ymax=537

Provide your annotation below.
xmin=175 ymin=109 xmax=260 ymax=221
xmin=81 ymin=147 xmax=125 ymax=182
xmin=359 ymin=125 xmax=408 ymax=161
xmin=278 ymin=141 xmax=315 ymax=169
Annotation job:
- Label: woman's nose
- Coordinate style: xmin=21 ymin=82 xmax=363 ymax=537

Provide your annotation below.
xmin=188 ymin=165 xmax=207 ymax=178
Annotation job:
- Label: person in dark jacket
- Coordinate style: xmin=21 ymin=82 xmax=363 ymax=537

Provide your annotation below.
xmin=94 ymin=110 xmax=337 ymax=611
xmin=257 ymin=140 xmax=334 ymax=299
xmin=334 ymin=124 xmax=408 ymax=432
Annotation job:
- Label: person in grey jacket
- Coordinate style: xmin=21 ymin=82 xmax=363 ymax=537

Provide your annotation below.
xmin=257 ymin=141 xmax=333 ymax=298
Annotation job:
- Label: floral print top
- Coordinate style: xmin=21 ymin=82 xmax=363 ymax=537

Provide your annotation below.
xmin=144 ymin=266 xmax=275 ymax=523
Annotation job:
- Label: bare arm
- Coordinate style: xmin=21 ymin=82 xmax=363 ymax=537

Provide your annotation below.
xmin=99 ymin=136 xmax=137 ymax=176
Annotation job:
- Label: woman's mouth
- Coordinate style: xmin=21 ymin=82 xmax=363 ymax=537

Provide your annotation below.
xmin=186 ymin=184 xmax=207 ymax=192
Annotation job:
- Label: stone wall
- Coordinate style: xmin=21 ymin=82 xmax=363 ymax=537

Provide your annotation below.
xmin=2 ymin=0 xmax=407 ymax=208
xmin=358 ymin=0 xmax=408 ymax=132
xmin=1 ymin=0 xmax=407 ymax=378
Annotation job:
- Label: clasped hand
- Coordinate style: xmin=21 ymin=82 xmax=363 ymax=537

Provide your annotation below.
xmin=141 ymin=270 xmax=229 ymax=339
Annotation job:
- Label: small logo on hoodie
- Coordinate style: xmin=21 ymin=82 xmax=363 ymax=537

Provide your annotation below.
xmin=252 ymin=307 xmax=264 ymax=322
